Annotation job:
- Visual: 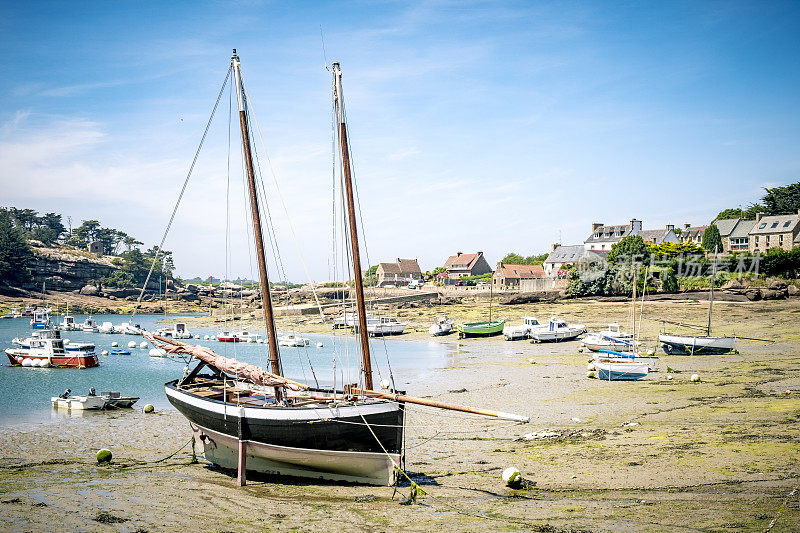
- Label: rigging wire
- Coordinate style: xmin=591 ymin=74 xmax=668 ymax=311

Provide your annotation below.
xmin=131 ymin=67 xmax=232 ymax=321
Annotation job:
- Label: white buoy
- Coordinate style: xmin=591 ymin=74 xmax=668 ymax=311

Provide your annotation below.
xmin=690 ymin=374 xmax=700 ymax=382
xmin=194 ymin=334 xmax=200 ymax=339
xmin=128 ymin=341 xmax=137 ymax=348
xmin=501 ymin=467 xmax=523 ymax=489
xmin=646 ymin=349 xmax=654 ymax=356
xmin=528 ymin=358 xmax=535 ymax=364
xmin=586 ymin=363 xmax=595 ymax=371
xmin=111 ymin=342 xmax=119 ymax=348
xmin=39 ymin=360 xmax=50 ymax=368
xmin=316 ymin=342 xmax=323 ymax=348
xmin=203 ymin=335 xmax=210 ymax=340
xmin=63 ymin=339 xmax=70 ymax=344
xmin=21 ymin=359 xmax=33 ymax=367
xmin=140 ymin=341 xmax=148 ymax=349
xmin=380 ymin=379 xmax=391 ymax=390
xmin=101 ymin=350 xmax=109 ymax=356
xmin=149 ymin=348 xmax=167 ymax=358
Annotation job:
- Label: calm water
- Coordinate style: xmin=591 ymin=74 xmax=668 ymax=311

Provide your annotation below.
xmin=0 ymin=314 xmax=450 ymax=427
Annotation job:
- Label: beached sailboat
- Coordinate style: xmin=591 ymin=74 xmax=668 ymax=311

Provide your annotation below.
xmin=658 ymin=249 xmax=735 ymax=355
xmin=146 ymin=53 xmax=527 ymax=486
xmin=429 ymin=315 xmax=454 ymax=336
xmin=457 ymin=280 xmax=504 ymax=338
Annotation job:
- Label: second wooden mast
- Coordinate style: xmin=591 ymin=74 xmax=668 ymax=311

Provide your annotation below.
xmin=333 ymin=62 xmax=374 ymax=391
xmin=232 ymin=50 xmax=283 ymax=382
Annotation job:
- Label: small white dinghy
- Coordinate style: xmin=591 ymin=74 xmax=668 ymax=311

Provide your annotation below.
xmin=584 ymin=323 xmax=638 ymax=352
xmin=429 ymin=315 xmax=454 ymax=336
xmin=529 ymin=317 xmax=586 ymax=343
xmin=51 ymin=389 xmax=106 ymax=410
xmin=594 ymin=359 xmax=648 ymax=381
xmin=278 ymin=333 xmax=310 ymax=347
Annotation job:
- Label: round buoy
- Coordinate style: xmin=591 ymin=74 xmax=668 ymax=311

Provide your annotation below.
xmin=96 ymin=448 xmax=113 ymax=463
xmin=690 ymin=374 xmax=700 ymax=382
xmin=143 ymin=404 xmax=154 ymax=413
xmin=203 ymin=335 xmax=210 ymax=340
xmin=111 ymin=342 xmax=119 ymax=348
xmin=316 ymin=342 xmax=323 ymax=348
xmin=40 ymin=360 xmax=50 ymax=368
xmin=380 ymin=379 xmax=391 ymax=390
xmin=149 ymin=348 xmax=166 ymax=357
xmin=63 ymin=339 xmax=70 ymax=344
xmin=128 ymin=341 xmax=137 ymax=348
xmin=527 ymin=358 xmax=535 ymax=364
xmin=578 ymin=347 xmax=584 ymax=353
xmin=21 ymin=359 xmax=33 ymax=367
xmin=501 ymin=467 xmax=523 ymax=489
xmin=140 ymin=341 xmax=148 ymax=349
xmin=101 ymin=350 xmax=109 ymax=356
xmin=587 ymin=370 xmax=597 ymax=379
xmin=646 ymin=349 xmax=654 ymax=356
xmin=586 ymin=363 xmax=595 ymax=371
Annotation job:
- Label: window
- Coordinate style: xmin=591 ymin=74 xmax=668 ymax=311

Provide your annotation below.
xmin=784 ymin=221 xmax=792 ymax=227
xmin=755 ymin=236 xmax=759 ymax=244
xmin=780 ymin=235 xmax=783 ymax=244
xmin=759 ymin=223 xmax=767 ymax=229
xmin=766 ymin=236 xmax=770 ymax=245
xmin=771 ymin=222 xmax=778 ymax=228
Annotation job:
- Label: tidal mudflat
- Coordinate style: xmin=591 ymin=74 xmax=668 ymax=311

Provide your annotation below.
xmin=1 ymin=298 xmax=798 ymax=531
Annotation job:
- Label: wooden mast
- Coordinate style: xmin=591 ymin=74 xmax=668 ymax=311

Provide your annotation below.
xmin=332 ymin=62 xmax=373 ymax=391
xmin=231 ymin=50 xmax=283 ymax=383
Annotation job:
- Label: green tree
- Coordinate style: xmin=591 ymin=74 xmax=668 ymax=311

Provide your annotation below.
xmin=761 ymin=181 xmax=800 ymax=215
xmin=363 ymin=265 xmax=378 ymax=287
xmin=662 ymin=267 xmax=679 ymax=293
xmin=701 ymin=224 xmax=722 ymax=252
xmin=0 ymin=209 xmax=33 ymax=285
xmin=500 ymin=252 xmax=549 ymax=265
xmin=715 ymin=208 xmax=743 ymax=221
xmin=742 ymin=203 xmax=765 ymax=219
xmin=607 ymin=235 xmax=651 ymax=264
xmin=71 ymin=220 xmax=101 ymax=246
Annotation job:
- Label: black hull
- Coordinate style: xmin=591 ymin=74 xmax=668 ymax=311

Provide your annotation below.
xmin=165 ymin=380 xmax=404 ymax=455
xmin=661 ymin=341 xmax=733 ymax=355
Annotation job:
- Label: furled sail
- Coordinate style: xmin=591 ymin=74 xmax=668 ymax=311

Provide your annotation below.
xmin=144 ymin=333 xmax=307 ymax=391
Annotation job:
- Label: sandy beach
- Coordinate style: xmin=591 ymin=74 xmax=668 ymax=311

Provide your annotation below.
xmin=1 ymin=297 xmax=799 ymax=532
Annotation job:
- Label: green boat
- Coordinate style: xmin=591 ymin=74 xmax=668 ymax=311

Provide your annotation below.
xmin=457 ymin=319 xmax=505 ymax=338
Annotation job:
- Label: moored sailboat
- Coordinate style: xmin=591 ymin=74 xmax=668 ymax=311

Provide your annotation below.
xmin=149 ymin=53 xmax=528 ymax=486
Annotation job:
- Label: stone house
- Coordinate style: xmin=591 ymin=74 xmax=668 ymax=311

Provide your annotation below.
xmin=543 ymin=244 xmax=607 ymax=277
xmin=87 ymin=241 xmax=103 ymax=254
xmin=749 ymin=211 xmax=800 ymax=253
xmin=442 ymin=251 xmax=493 ymax=279
xmin=678 ymin=224 xmax=708 ymax=246
xmin=375 ymin=258 xmax=422 ymax=287
xmin=713 ymin=218 xmax=755 ymax=253
xmin=637 ymin=225 xmax=680 ymax=245
xmin=492 ymin=262 xmax=545 ymax=290
xmin=584 ymin=219 xmax=641 ymax=251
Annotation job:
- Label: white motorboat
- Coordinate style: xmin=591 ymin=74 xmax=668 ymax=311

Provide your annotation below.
xmin=429 ymin=315 xmax=454 ymax=336
xmin=97 ymin=321 xmax=118 ymax=334
xmin=239 ymin=331 xmax=265 ymax=343
xmin=81 ymin=317 xmax=98 ymax=332
xmin=529 ymin=317 xmax=586 ymax=343
xmin=583 ymin=323 xmax=639 ymax=352
xmin=156 ymin=322 xmax=192 ymax=339
xmin=56 ymin=315 xmax=81 ymax=331
xmin=278 ymin=333 xmax=309 ymax=347
xmin=118 ymin=322 xmax=144 ymax=335
xmin=502 ymin=316 xmax=541 ymax=341
xmin=366 ymin=316 xmax=407 ymax=336
xmin=1 ymin=308 xmax=21 ymax=319
xmin=6 ymin=332 xmax=99 ymax=369
xmin=30 ymin=308 xmax=51 ymax=330
xmin=592 ymin=349 xmax=658 ymax=371
xmin=15 ymin=331 xmax=96 ymax=353
xmin=332 ymin=311 xmax=374 ymax=329
xmin=51 ymin=390 xmax=107 ymax=410
xmin=100 ymin=391 xmax=140 ymax=408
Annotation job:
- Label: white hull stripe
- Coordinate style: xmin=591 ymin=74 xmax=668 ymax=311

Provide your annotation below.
xmin=166 ymin=386 xmax=401 ymax=421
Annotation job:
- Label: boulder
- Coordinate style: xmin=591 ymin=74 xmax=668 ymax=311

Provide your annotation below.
xmin=722 ymin=278 xmax=747 ymax=290
xmin=80 ymin=284 xmax=101 ymax=296
xmin=745 ymin=289 xmax=761 ymax=301
xmin=760 ymin=288 xmax=785 ymax=300
xmin=766 ymin=278 xmax=788 ymax=291
xmin=788 ymin=284 xmax=799 ymax=297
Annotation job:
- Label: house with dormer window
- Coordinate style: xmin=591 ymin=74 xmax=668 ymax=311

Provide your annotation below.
xmin=749 ymin=211 xmax=800 ymax=253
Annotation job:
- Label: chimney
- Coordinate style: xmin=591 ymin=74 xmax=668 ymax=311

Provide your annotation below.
xmin=630 ymin=219 xmax=642 ymax=233
xmin=684 ymin=223 xmax=691 ymax=229
xmin=666 ymin=224 xmax=674 ymax=232
xmin=456 ymin=251 xmax=462 ymax=256
xmin=551 ymin=242 xmax=560 ymax=252
xmin=756 ymin=212 xmax=764 ymax=223
xmin=592 ymin=223 xmax=603 ymax=232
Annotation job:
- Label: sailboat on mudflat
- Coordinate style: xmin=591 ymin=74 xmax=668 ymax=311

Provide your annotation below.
xmin=145 ymin=51 xmax=528 ymax=486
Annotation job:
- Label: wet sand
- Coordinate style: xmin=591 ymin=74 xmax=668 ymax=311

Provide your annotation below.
xmin=1 ymin=298 xmax=799 ymax=531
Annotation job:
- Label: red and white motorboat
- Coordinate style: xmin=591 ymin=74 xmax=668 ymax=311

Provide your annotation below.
xmin=216 ymin=330 xmax=241 ymax=343
xmin=5 ymin=330 xmax=99 ymax=368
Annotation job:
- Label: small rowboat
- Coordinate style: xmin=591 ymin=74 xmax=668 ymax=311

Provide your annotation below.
xmin=595 ymin=359 xmax=648 ymax=381
xmin=457 ymin=320 xmax=505 ymax=338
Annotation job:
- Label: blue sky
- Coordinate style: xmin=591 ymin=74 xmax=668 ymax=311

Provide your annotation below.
xmin=1 ymin=1 xmax=799 ymax=281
